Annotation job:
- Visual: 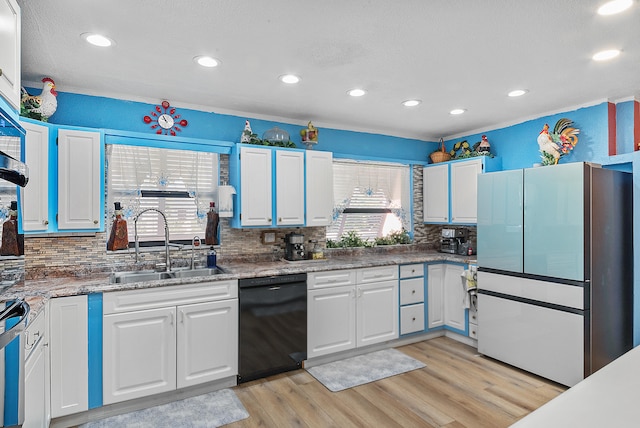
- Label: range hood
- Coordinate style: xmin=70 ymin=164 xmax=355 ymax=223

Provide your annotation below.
xmin=0 ymin=107 xmax=28 ymax=187
xmin=0 ymin=149 xmax=28 ymax=187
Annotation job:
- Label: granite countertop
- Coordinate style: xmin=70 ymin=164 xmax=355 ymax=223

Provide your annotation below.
xmin=1 ymin=250 xmax=474 ymax=321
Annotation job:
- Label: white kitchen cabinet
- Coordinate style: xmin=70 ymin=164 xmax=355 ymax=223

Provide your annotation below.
xmin=307 ymin=267 xmax=398 ymax=359
xmin=357 ymin=279 xmax=398 ymax=347
xmin=428 ymin=263 xmax=469 ymax=334
xmin=0 ymin=0 xmax=21 ymax=109
xmin=20 ymin=120 xmax=49 ymax=232
xmin=103 ymin=307 xmax=176 ymax=404
xmin=176 ymin=300 xmax=238 ymax=389
xmin=102 ymin=281 xmax=238 ymax=405
xmin=23 ymin=309 xmax=49 ymax=428
xmin=443 ymin=263 xmax=466 ymax=332
xmin=57 ymin=129 xmax=102 ymax=230
xmin=427 ymin=264 xmax=445 ymax=329
xmin=239 ymin=145 xmax=272 ymax=226
xmin=275 ymin=149 xmax=305 ymax=226
xmin=236 ymin=145 xmax=305 ymax=227
xmin=308 ymin=284 xmax=357 ymax=358
xmin=305 ymin=150 xmax=333 ymax=227
xmin=20 ymin=124 xmax=103 ymax=233
xmin=450 ymin=158 xmax=483 ymax=224
xmin=423 ymin=157 xmax=501 ymax=224
xmin=423 ymin=164 xmax=449 ymax=222
xmin=49 ymin=295 xmax=88 ymax=418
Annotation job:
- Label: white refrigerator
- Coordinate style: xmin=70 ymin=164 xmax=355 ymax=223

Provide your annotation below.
xmin=476 ymin=162 xmax=633 ymax=386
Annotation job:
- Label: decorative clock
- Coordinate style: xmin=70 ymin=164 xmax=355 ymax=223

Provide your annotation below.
xmin=143 ymin=100 xmax=188 ymax=136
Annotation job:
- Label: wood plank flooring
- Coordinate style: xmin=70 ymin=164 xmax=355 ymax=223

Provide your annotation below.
xmin=228 ymin=337 xmax=567 ymax=428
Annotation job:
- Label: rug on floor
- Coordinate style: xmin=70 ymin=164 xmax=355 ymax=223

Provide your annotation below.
xmin=306 ymin=348 xmax=426 ymax=392
xmin=80 ymin=388 xmax=249 ymax=428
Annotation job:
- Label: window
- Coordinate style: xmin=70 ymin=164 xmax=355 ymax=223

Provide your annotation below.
xmin=106 ymin=144 xmax=219 ymax=245
xmin=327 ymin=159 xmax=411 ymax=241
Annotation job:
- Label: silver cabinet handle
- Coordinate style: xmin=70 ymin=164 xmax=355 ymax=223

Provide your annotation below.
xmin=93 ymin=220 xmax=99 ymax=224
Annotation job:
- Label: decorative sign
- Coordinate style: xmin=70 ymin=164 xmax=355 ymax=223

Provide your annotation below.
xmin=143 ymin=100 xmax=188 ymax=136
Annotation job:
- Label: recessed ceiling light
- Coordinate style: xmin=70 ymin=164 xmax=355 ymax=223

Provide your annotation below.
xmin=347 ymin=88 xmax=367 ymax=97
xmin=508 ymin=89 xmax=529 ymax=97
xmin=81 ymin=33 xmax=113 ymax=47
xmin=597 ymin=0 xmax=633 ymax=15
xmin=592 ymin=49 xmax=621 ymax=61
xmin=194 ymin=56 xmax=221 ymax=67
xmin=450 ymin=108 xmax=466 ymax=115
xmin=279 ymin=74 xmax=301 ymax=84
xmin=402 ymin=99 xmax=422 ymax=107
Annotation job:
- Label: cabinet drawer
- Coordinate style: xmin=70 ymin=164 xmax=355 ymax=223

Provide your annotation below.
xmin=400 ymin=264 xmax=424 ymax=279
xmin=469 ymin=322 xmax=478 ymax=339
xmin=307 ymin=270 xmax=356 ymax=289
xmin=400 ymin=304 xmax=425 ymax=335
xmin=103 ymin=280 xmax=238 ymax=314
xmin=356 ymin=266 xmax=398 ymax=284
xmin=400 ymin=277 xmax=424 ymax=305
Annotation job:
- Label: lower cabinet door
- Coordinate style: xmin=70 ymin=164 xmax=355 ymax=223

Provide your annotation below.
xmin=50 ymin=296 xmax=88 ymax=418
xmin=357 ymin=280 xmax=399 ymax=347
xmin=23 ymin=341 xmax=48 ymax=428
xmin=176 ymin=300 xmax=238 ymax=389
xmin=103 ymin=307 xmax=177 ymax=405
xmin=308 ymin=285 xmax=356 ymax=358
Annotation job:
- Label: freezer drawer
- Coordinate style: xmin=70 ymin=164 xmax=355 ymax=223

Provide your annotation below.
xmin=478 ymin=293 xmax=584 ymax=387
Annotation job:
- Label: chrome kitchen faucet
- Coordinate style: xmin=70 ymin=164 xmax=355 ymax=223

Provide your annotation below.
xmin=134 ymin=208 xmax=172 ymax=272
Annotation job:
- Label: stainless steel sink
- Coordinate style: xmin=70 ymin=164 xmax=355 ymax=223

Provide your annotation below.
xmin=172 ymin=267 xmax=225 ymax=278
xmin=109 ymin=267 xmax=226 ymax=284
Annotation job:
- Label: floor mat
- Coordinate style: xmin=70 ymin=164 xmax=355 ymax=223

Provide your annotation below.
xmin=307 ymin=348 xmax=426 ymax=392
xmin=80 ymin=388 xmax=249 ymax=428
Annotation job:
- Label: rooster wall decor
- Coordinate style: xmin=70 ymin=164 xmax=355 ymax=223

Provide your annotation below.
xmin=537 ymin=118 xmax=580 ymax=165
xmin=20 ymin=77 xmax=58 ymax=122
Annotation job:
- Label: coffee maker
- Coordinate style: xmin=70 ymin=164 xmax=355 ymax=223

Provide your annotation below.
xmin=284 ymin=231 xmax=306 ymax=261
xmin=440 ymin=228 xmax=468 ymax=254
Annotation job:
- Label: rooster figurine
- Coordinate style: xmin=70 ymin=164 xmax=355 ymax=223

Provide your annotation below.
xmin=20 ymin=77 xmax=58 ymax=122
xmin=537 ymin=119 xmax=580 ymax=165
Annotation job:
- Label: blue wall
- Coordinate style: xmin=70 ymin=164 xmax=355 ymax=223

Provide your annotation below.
xmin=444 ymin=103 xmax=611 ymax=170
xmin=44 ymin=91 xmax=433 ymax=163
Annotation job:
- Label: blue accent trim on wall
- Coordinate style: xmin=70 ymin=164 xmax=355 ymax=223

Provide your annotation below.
xmin=87 ymin=293 xmax=103 ymax=409
xmin=3 ymin=315 xmax=19 ymax=426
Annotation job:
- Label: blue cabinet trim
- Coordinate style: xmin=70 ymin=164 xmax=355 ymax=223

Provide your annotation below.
xmin=87 ymin=293 xmax=103 ymax=409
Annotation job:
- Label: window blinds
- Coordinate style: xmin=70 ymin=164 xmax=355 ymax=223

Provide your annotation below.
xmin=107 ymin=144 xmax=219 ymax=243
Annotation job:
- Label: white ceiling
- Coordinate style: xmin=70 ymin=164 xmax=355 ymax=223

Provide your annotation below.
xmin=18 ymin=0 xmax=640 ymax=141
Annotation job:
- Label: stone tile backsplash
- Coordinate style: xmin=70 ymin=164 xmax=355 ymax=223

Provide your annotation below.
xmin=14 ymin=161 xmax=472 ymax=280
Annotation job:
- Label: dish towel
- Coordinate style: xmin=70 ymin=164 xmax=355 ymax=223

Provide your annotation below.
xmin=218 ymin=185 xmax=236 ymax=217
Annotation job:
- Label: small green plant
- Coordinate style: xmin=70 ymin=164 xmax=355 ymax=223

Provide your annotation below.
xmin=374 ymin=229 xmax=412 ymax=246
xmin=327 ymin=230 xmax=411 ymax=248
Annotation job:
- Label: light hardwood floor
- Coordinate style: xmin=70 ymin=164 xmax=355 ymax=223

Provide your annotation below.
xmin=228 ymin=337 xmax=567 ymax=428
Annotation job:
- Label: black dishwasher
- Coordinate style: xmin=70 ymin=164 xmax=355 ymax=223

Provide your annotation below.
xmin=238 ymin=273 xmax=307 ymax=383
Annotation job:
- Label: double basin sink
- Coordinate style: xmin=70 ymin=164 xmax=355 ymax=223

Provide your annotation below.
xmin=109 ymin=267 xmax=226 ymax=284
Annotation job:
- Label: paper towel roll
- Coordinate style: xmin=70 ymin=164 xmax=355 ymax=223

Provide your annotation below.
xmin=218 ymin=185 xmax=236 ymax=217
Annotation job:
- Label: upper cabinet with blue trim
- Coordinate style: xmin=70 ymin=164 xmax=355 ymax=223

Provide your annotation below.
xmin=229 ymin=144 xmax=333 ymax=228
xmin=0 ymin=0 xmax=21 ymax=111
xmin=423 ymin=156 xmax=501 ymax=224
xmin=229 ymin=144 xmax=305 ymax=228
xmin=20 ymin=119 xmax=104 ymax=233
